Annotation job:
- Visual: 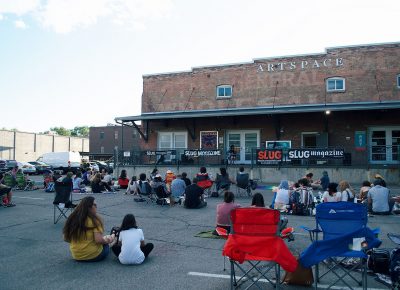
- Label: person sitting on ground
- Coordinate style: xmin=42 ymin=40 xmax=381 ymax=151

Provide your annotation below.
xmin=368 ymin=179 xmax=392 ymax=215
xmin=91 ymin=173 xmax=107 ymax=193
xmin=359 ymin=180 xmax=371 ymax=203
xmin=322 ymin=182 xmax=340 ymax=202
xmin=111 ymin=214 xmax=154 ymax=265
xmin=302 ymin=173 xmax=313 ymax=187
xmin=312 ymin=171 xmax=330 ymax=191
xmin=101 ymin=170 xmax=114 ymax=191
xmin=170 ymin=174 xmax=186 ymax=205
xmin=118 ymin=170 xmax=129 ymax=190
xmin=82 ymin=169 xmax=92 ymax=186
xmin=150 ymin=174 xmax=168 ymax=193
xmin=150 ymin=168 xmax=158 ymax=182
xmin=0 ymin=173 xmax=15 ymax=207
xmin=181 ymin=172 xmax=191 ymax=187
xmin=215 ymin=167 xmax=234 ymax=192
xmin=63 ymin=196 xmax=113 ymax=262
xmin=126 ymin=176 xmax=138 ymax=195
xmin=274 ymin=180 xmax=291 ymax=211
xmin=251 ymin=192 xmax=265 ymax=207
xmin=43 ymin=169 xmax=54 ymax=189
xmin=164 ymin=170 xmax=176 ymax=192
xmin=73 ymin=172 xmax=86 ymax=193
xmin=338 ymin=180 xmax=355 ymax=202
xmin=215 ymin=191 xmax=240 ymax=234
xmin=137 ymin=173 xmax=152 ymax=197
xmin=184 ymin=178 xmax=207 ymax=209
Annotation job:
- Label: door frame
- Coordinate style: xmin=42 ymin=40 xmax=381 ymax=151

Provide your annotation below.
xmin=226 ymin=130 xmax=260 ymax=164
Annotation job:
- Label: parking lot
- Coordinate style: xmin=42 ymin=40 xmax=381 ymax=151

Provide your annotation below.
xmin=1 ymin=177 xmax=399 ymax=290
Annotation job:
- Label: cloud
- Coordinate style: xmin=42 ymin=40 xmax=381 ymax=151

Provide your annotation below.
xmin=0 ymin=14 xmax=3 ymax=21
xmin=15 ymin=20 xmax=28 ymax=29
xmin=0 ymin=0 xmax=41 ymax=15
xmin=37 ymin=0 xmax=172 ymax=33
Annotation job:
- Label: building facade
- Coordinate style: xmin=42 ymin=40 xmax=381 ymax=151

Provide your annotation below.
xmin=116 ymin=42 xmax=400 ymax=168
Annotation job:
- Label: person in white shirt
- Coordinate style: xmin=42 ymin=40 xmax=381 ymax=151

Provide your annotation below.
xmin=111 ymin=214 xmax=154 ymax=265
xmin=338 ymin=180 xmax=355 ymax=202
xmin=322 ymin=182 xmax=341 ymax=202
xmin=274 ymin=180 xmax=290 ymax=211
xmin=125 ymin=176 xmax=138 ymax=195
xmin=72 ymin=172 xmax=86 ymax=193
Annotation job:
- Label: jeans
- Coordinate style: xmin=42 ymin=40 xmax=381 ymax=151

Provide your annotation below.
xmin=78 ymin=245 xmax=109 ymax=262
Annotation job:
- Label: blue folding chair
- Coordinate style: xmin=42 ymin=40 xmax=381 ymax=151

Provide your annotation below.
xmin=300 ymin=202 xmax=381 ymax=290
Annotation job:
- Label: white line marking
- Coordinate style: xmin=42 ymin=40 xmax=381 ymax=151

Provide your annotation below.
xmin=14 ymin=196 xmax=45 ymax=200
xmin=187 ymin=272 xmax=386 ymax=290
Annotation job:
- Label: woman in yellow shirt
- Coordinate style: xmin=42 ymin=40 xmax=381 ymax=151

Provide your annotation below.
xmin=63 ymin=196 xmax=113 ymax=262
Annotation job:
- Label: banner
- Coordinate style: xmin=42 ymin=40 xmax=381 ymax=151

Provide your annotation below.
xmin=256 ymin=149 xmax=283 ymax=164
xmin=287 ymin=148 xmax=344 ymax=159
xmin=354 ymin=131 xmax=366 ymax=151
xmin=145 ymin=150 xmax=175 ymax=156
xmin=200 ymin=131 xmax=218 ymax=149
xmin=184 ymin=149 xmax=221 ymax=157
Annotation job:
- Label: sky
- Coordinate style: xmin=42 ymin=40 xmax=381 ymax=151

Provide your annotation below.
xmin=0 ymin=0 xmax=399 ymax=133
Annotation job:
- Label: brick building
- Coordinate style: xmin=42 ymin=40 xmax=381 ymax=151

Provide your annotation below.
xmin=116 ymin=42 xmax=400 ymax=167
xmin=89 ymin=125 xmax=140 ymax=157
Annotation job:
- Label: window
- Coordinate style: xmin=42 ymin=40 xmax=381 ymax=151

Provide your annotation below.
xmin=100 ymin=146 xmax=104 ymax=153
xmin=397 ymin=74 xmax=400 ymax=88
xmin=216 ymin=85 xmax=232 ymax=98
xmin=158 ymin=132 xmax=188 ymax=149
xmin=100 ymin=132 xmax=104 ymax=139
xmin=369 ymin=127 xmax=400 ymax=164
xmin=114 ymin=131 xmax=118 ymax=140
xmin=326 ymin=77 xmax=345 ymax=92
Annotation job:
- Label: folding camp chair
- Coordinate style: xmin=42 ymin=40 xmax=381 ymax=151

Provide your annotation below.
xmin=235 ymin=173 xmax=256 ymax=197
xmin=300 ymin=202 xmax=381 ymax=290
xmin=223 ymin=207 xmax=298 ymax=290
xmin=53 ymin=181 xmax=74 ymax=224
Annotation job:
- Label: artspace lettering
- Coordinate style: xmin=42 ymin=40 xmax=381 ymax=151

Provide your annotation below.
xmin=257 ymin=58 xmax=344 ymax=73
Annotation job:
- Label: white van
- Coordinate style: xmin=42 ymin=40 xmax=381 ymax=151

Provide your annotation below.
xmin=38 ymin=151 xmax=82 ymax=173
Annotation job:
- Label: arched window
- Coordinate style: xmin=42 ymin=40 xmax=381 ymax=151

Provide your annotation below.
xmin=326 ymin=77 xmax=345 ymax=92
xmin=216 ymin=85 xmax=232 ymax=98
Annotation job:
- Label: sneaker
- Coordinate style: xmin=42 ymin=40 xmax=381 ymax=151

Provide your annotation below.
xmin=6 ymin=203 xmax=16 ymax=207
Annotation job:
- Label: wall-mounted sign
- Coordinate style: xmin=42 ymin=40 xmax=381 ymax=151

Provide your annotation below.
xmin=184 ymin=149 xmax=221 ymax=157
xmin=354 ymin=131 xmax=366 ymax=151
xmin=288 ymin=148 xmax=344 ymax=159
xmin=256 ymin=149 xmax=283 ymax=164
xmin=200 ymin=131 xmax=218 ymax=149
xmin=266 ymin=140 xmax=291 ymax=149
xmin=257 ymin=58 xmax=344 ymax=73
xmin=123 ymin=151 xmax=131 ymax=157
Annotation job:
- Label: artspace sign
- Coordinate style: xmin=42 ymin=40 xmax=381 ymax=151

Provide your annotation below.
xmin=257 ymin=58 xmax=344 ymax=73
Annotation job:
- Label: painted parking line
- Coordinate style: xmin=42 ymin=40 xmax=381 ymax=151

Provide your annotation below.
xmin=13 ymin=196 xmax=45 ymax=200
xmin=187 ymin=272 xmax=386 ymax=290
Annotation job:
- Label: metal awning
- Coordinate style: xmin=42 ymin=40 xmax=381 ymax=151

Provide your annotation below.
xmin=115 ymin=100 xmax=400 ymax=122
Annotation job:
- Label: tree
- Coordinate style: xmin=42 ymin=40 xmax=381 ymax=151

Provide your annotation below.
xmin=50 ymin=127 xmax=71 ymax=136
xmin=71 ymin=126 xmax=89 ymax=137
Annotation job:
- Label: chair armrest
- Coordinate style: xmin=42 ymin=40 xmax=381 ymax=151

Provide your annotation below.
xmin=300 ymin=226 xmax=321 ymax=242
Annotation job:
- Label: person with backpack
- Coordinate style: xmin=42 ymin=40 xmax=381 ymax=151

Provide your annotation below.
xmin=137 ymin=173 xmax=152 ymax=196
xmin=111 ymin=214 xmax=154 ymax=265
xmin=338 ymin=180 xmax=355 ymax=202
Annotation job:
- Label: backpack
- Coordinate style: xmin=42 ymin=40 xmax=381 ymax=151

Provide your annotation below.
xmin=138 ymin=181 xmax=152 ymax=195
xmin=390 ymin=248 xmax=400 ymax=288
xmin=45 ymin=182 xmax=55 ymax=192
xmin=250 ymin=179 xmax=258 ymax=190
xmin=344 ymin=189 xmax=355 ymax=202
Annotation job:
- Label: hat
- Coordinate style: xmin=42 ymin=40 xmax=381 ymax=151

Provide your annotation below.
xmin=328 ymin=182 xmax=338 ymax=192
xmin=166 ymin=170 xmax=173 ymax=174
xmin=374 ymin=173 xmax=384 ymax=180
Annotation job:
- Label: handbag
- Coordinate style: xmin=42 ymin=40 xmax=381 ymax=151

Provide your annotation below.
xmin=368 ymin=248 xmax=391 ymax=274
xmin=282 ymin=259 xmax=314 ymax=286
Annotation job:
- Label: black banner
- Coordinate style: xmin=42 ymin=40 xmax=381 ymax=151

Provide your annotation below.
xmin=145 ymin=150 xmax=175 ymax=156
xmin=184 ymin=149 xmax=221 ymax=157
xmin=288 ymin=148 xmax=344 ymax=159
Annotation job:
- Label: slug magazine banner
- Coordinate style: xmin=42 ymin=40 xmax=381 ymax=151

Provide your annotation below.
xmin=287 ymin=148 xmax=344 ymax=159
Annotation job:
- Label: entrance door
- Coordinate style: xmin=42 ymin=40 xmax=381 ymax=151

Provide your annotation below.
xmin=227 ymin=130 xmax=259 ymax=164
xmin=369 ymin=127 xmax=400 ymax=164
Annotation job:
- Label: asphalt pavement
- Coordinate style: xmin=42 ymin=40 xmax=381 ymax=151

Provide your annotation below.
xmin=1 ymin=176 xmax=399 ymax=290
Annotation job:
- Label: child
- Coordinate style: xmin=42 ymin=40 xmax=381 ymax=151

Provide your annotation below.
xmin=126 ymin=176 xmax=138 ymax=195
xmin=112 ymin=214 xmax=154 ymax=265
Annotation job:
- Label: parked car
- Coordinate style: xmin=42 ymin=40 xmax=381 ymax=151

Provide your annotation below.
xmin=87 ymin=161 xmax=99 ymax=172
xmin=0 ymin=159 xmax=18 ymax=173
xmin=18 ymin=162 xmax=36 ymax=174
xmin=28 ymin=161 xmax=52 ymax=174
xmin=94 ymin=160 xmax=113 ymax=174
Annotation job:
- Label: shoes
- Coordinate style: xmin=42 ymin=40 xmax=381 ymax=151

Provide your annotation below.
xmin=6 ymin=203 xmax=16 ymax=207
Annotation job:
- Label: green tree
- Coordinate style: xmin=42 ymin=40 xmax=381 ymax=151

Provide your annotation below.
xmin=50 ymin=127 xmax=71 ymax=136
xmin=71 ymin=126 xmax=89 ymax=137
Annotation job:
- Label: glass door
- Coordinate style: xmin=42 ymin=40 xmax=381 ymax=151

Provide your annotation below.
xmin=369 ymin=127 xmax=400 ymax=164
xmin=227 ymin=130 xmax=259 ymax=164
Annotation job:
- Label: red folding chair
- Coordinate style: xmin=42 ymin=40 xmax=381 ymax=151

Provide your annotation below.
xmin=223 ymin=207 xmax=298 ymax=289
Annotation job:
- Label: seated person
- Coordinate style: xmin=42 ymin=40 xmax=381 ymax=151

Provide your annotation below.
xmin=73 ymin=172 xmax=86 ymax=193
xmin=251 ymin=192 xmax=265 ymax=207
xmin=215 ymin=191 xmax=240 ymax=233
xmin=170 ymin=175 xmax=186 ymax=205
xmin=184 ymin=178 xmax=207 ymax=209
xmin=322 ymin=182 xmax=341 ymax=202
xmin=164 ymin=170 xmax=176 ymax=192
xmin=368 ymin=179 xmax=391 ymax=215
xmin=196 ymin=167 xmax=213 ymax=190
xmin=0 ymin=173 xmax=15 ymax=207
xmin=101 ymin=170 xmax=114 ymax=191
xmin=181 ymin=172 xmax=191 ymax=187
xmin=126 ymin=176 xmax=138 ymax=195
xmin=137 ymin=173 xmax=153 ymax=196
xmin=215 ymin=167 xmax=234 ymax=191
xmin=118 ymin=170 xmax=129 ymax=190
xmin=91 ymin=173 xmax=108 ymax=193
xmin=274 ymin=180 xmax=290 ymax=211
xmin=82 ymin=169 xmax=92 ymax=186
xmin=359 ymin=180 xmax=371 ymax=203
